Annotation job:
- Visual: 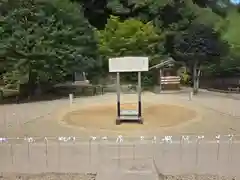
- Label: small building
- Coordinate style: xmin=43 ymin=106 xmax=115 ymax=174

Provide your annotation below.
xmin=153 ymin=58 xmax=181 ymax=91
xmin=159 ymin=67 xmax=181 ymax=90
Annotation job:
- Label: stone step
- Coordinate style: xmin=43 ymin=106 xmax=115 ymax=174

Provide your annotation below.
xmin=120 ymin=110 xmax=138 ymax=116
xmin=96 ymin=171 xmax=159 ymax=180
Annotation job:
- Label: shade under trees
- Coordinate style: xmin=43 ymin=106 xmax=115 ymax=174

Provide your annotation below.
xmin=0 ymin=0 xmax=98 ymax=95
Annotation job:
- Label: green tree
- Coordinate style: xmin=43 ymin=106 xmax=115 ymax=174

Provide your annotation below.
xmin=72 ymin=0 xmax=170 ymax=29
xmin=173 ymin=23 xmax=229 ymax=93
xmin=218 ymin=10 xmax=240 ymax=75
xmin=204 ymin=9 xmax=240 ymax=77
xmin=0 ymin=0 xmax=98 ymax=94
xmin=221 ymin=10 xmax=240 ymax=45
xmin=97 ymin=15 xmax=164 ymax=85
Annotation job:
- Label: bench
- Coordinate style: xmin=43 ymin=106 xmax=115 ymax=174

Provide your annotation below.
xmin=228 ymin=87 xmax=240 ymax=92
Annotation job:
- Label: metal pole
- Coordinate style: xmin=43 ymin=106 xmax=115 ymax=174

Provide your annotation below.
xmin=162 ymin=141 xmax=166 ymax=158
xmin=216 ymin=142 xmax=220 ymax=161
xmin=27 ymin=141 xmax=30 ymax=163
xmin=45 ymin=138 xmax=48 ymax=168
xmin=10 ymin=143 xmax=14 ymax=165
xmin=195 ymin=139 xmax=200 ymax=168
xmin=98 ymin=140 xmax=101 ymax=168
xmin=228 ymin=140 xmax=232 ymax=162
xmin=58 ymin=140 xmax=61 ymax=171
xmin=116 ymin=72 xmax=120 ymax=118
xmin=138 ymin=72 xmax=141 ymax=117
xmin=179 ymin=136 xmax=183 ymax=163
xmin=89 ymin=138 xmax=92 ymax=165
xmin=132 ymin=143 xmax=136 ymax=161
xmin=117 ymin=141 xmax=121 ymax=167
xmin=228 ymin=135 xmax=233 ymax=177
xmin=152 ymin=137 xmax=156 ymax=160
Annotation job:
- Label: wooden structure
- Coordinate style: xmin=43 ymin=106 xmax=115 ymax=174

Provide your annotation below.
xmin=109 ymin=56 xmax=149 ymax=125
xmin=158 ymin=66 xmax=181 ymax=90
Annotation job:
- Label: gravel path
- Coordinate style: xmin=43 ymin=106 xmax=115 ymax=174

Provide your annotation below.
xmin=0 ymin=91 xmax=240 ymax=137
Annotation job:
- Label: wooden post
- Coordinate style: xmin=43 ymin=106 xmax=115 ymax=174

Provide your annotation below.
xmin=138 ymin=72 xmax=142 ymax=118
xmin=116 ymin=72 xmax=121 ymax=124
xmin=159 ymin=69 xmax=162 ymax=92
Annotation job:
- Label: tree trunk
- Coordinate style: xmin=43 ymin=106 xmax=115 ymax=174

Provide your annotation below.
xmin=28 ymin=69 xmax=37 ymax=98
xmin=196 ymin=69 xmax=201 ymax=92
xmin=193 ymin=60 xmax=199 ymax=94
xmin=159 ymin=69 xmax=162 ymax=92
xmin=0 ymin=89 xmax=3 ymax=100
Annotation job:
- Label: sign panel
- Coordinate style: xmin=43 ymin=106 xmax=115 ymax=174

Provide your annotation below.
xmin=109 ymin=56 xmax=149 ymax=72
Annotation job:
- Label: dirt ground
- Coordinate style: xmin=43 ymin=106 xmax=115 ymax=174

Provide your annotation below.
xmin=0 ymin=91 xmax=240 ymax=137
xmin=1 ymin=92 xmax=240 ymax=179
xmin=64 ymin=103 xmax=196 ymax=131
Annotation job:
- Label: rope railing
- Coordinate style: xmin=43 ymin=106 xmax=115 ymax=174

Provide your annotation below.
xmin=0 ymin=134 xmax=239 ymax=177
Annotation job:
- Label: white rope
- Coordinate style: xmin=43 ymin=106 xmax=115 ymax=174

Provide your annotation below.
xmin=24 ymin=137 xmax=34 ymax=143
xmin=182 ymin=135 xmax=190 ymax=143
xmin=197 ymin=135 xmax=204 ymax=144
xmin=102 ymin=136 xmax=108 ymax=140
xmin=162 ymin=136 xmax=172 ymax=144
xmin=91 ymin=136 xmax=97 ymax=141
xmin=152 ymin=136 xmax=157 ymax=144
xmin=58 ymin=136 xmax=76 ymax=142
xmin=0 ymin=137 xmax=7 ymax=143
xmin=197 ymin=135 xmax=204 ymax=139
xmin=216 ymin=135 xmax=220 ymax=144
xmin=228 ymin=134 xmax=234 ymax=141
xmin=116 ymin=135 xmax=123 ymax=143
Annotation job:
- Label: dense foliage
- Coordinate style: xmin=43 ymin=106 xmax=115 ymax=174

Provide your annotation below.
xmin=173 ymin=23 xmax=229 ymax=92
xmin=0 ymin=0 xmax=240 ymax=95
xmin=0 ymin=0 xmax=98 ymax=92
xmin=97 ymin=16 xmax=164 ymax=85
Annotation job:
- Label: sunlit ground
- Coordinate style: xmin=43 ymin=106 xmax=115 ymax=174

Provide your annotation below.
xmin=63 ymin=103 xmax=196 ymax=132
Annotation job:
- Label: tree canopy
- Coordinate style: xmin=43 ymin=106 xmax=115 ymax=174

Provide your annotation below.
xmin=0 ymin=0 xmax=240 ymax=97
xmin=173 ymin=23 xmax=229 ymax=66
xmin=96 ymin=15 xmax=164 ymax=84
xmin=0 ymin=0 xmax=98 ymax=90
xmin=97 ymin=16 xmax=163 ymax=59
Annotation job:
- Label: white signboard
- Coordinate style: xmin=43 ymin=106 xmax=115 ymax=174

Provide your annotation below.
xmin=109 ymin=56 xmax=149 ymax=72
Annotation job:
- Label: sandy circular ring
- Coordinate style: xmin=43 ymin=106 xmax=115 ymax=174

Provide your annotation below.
xmin=63 ymin=103 xmax=196 ymax=132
